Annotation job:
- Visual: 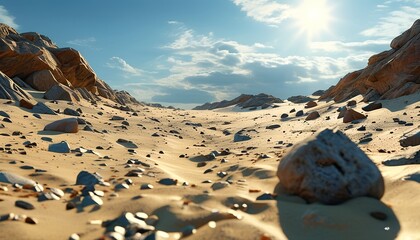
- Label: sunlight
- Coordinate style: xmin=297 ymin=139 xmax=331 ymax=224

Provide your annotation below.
xmin=293 ymin=0 xmax=332 ymax=39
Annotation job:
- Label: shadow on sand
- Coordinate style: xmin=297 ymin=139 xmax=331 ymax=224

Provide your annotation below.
xmin=274 ymin=184 xmax=400 ymax=240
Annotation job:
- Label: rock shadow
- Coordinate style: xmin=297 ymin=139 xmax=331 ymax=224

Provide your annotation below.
xmin=274 ymin=183 xmax=400 ymax=240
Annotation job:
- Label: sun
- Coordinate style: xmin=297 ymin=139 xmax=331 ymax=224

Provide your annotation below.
xmin=293 ymin=0 xmax=332 ymax=39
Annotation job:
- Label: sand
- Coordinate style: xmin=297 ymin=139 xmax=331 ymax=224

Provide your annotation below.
xmin=0 ymin=91 xmax=419 ymax=240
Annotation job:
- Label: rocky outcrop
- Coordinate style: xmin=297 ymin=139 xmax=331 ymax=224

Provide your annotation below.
xmin=115 ymin=90 xmax=140 ymax=105
xmin=277 ymin=129 xmax=384 ymax=204
xmin=44 ymin=84 xmax=81 ymax=102
xmin=0 ymin=71 xmax=34 ymax=102
xmin=0 ymin=23 xmax=139 ymax=105
xmin=287 ymin=95 xmax=314 ymax=103
xmin=320 ymin=19 xmax=420 ymax=102
xmin=194 ymin=93 xmax=283 ymax=110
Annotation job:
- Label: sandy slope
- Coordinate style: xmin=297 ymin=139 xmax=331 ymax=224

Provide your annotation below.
xmin=0 ymin=92 xmax=419 ymax=240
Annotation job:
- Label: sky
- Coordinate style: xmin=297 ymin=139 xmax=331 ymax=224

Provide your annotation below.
xmin=1 ymin=0 xmax=419 ymax=108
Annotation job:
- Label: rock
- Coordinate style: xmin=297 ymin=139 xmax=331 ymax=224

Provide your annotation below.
xmin=295 ymin=110 xmax=304 ymax=117
xmin=111 ymin=116 xmax=125 ymax=121
xmin=193 ymin=93 xmax=283 ymax=110
xmin=44 ymin=118 xmax=78 ymax=133
xmin=337 ymin=107 xmax=347 ymax=119
xmin=319 ymin=20 xmax=420 ymax=102
xmin=25 ymin=216 xmax=38 ymax=224
xmin=256 ymin=193 xmax=276 ymax=200
xmin=362 ymin=102 xmax=382 ymax=111
xmin=12 ymin=77 xmax=32 ymax=89
xmin=343 ymin=109 xmax=366 ymax=123
xmin=211 ymin=181 xmax=229 ymax=190
xmin=158 ymin=178 xmax=177 ymax=185
xmin=63 ymin=108 xmax=80 ymax=116
xmin=0 ymin=71 xmax=34 ymax=102
xmin=234 ymin=129 xmax=252 ymax=142
xmin=400 ymin=131 xmax=420 ymax=147
xmin=0 ymin=172 xmax=36 ymax=186
xmin=25 ymin=69 xmax=59 ymax=91
xmin=0 ymin=111 xmax=9 ymax=118
xmin=48 ymin=141 xmax=71 ymax=153
xmin=277 ymin=129 xmax=384 ymax=204
xmin=69 ymin=233 xmax=80 ymax=240
xmin=32 ymin=102 xmax=57 ymax=115
xmin=287 ymin=95 xmax=314 ymax=103
xmin=266 ymin=124 xmax=280 ymax=130
xmin=304 ymin=101 xmax=317 ymax=108
xmin=15 ymin=200 xmax=35 ymax=210
xmin=312 ymin=90 xmax=325 ymax=96
xmin=44 ymin=84 xmax=81 ymax=102
xmin=347 ymin=100 xmax=357 ymax=106
xmin=103 ymin=212 xmax=153 ymax=234
xmin=280 ymin=113 xmax=289 ymax=119
xmin=80 ymin=192 xmax=103 ymax=208
xmin=19 ymin=99 xmax=35 ymax=109
xmin=305 ymin=111 xmax=320 ymax=121
xmin=76 ymin=171 xmax=104 ymax=186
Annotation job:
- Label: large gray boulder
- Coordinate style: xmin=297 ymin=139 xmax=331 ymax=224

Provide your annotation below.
xmin=277 ymin=129 xmax=384 ymax=204
xmin=25 ymin=69 xmax=59 ymax=91
xmin=44 ymin=84 xmax=81 ymax=102
xmin=48 ymin=141 xmax=71 ymax=153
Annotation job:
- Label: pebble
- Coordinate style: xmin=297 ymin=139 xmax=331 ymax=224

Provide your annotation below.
xmin=141 ymin=184 xmax=154 ymax=190
xmin=69 ymin=233 xmax=80 ymax=240
xmin=15 ymin=200 xmax=35 ymax=210
xmin=25 ymin=216 xmax=38 ymax=224
xmin=158 ymin=178 xmax=177 ymax=185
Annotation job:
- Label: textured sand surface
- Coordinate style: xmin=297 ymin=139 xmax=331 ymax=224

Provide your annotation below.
xmin=0 ymin=92 xmax=419 ymax=239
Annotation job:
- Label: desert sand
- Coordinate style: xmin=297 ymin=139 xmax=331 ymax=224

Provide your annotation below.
xmin=0 ymin=89 xmax=419 ymax=240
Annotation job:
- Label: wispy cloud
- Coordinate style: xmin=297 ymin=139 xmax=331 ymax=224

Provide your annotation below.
xmin=361 ymin=6 xmax=420 ymax=38
xmin=310 ymin=39 xmax=390 ymax=52
xmin=107 ymin=57 xmax=146 ymax=77
xmin=232 ymin=0 xmax=291 ymax=26
xmin=0 ymin=5 xmax=19 ymax=29
xmin=67 ymin=37 xmax=96 ymax=47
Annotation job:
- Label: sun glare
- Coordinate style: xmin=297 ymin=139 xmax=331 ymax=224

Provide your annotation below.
xmin=294 ymin=0 xmax=332 ymax=38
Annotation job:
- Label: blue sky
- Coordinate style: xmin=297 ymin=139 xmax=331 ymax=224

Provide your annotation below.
xmin=1 ymin=0 xmax=419 ymax=108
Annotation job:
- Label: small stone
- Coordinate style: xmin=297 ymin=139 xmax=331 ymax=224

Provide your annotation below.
xmin=69 ymin=233 xmax=80 ymax=240
xmin=141 ymin=184 xmax=154 ymax=190
xmin=211 ymin=181 xmax=229 ymax=190
xmin=25 ymin=216 xmax=38 ymax=224
xmin=15 ymin=200 xmax=35 ymax=210
xmin=158 ymin=178 xmax=177 ymax=185
xmin=181 ymin=225 xmax=197 ymax=237
xmin=256 ymin=193 xmax=276 ymax=200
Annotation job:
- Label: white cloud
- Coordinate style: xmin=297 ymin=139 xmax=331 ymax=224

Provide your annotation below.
xmin=232 ymin=0 xmax=291 ymax=25
xmin=0 ymin=6 xmax=18 ymax=29
xmin=168 ymin=20 xmax=182 ymax=25
xmin=310 ymin=39 xmax=390 ymax=52
xmin=361 ymin=6 xmax=420 ymax=38
xmin=67 ymin=37 xmax=96 ymax=47
xmin=107 ymin=57 xmax=145 ymax=77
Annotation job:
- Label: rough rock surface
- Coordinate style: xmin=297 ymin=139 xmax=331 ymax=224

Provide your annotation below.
xmin=319 ymin=20 xmax=420 ymax=102
xmin=44 ymin=84 xmax=81 ymax=102
xmin=0 ymin=172 xmax=36 ymax=186
xmin=305 ymin=111 xmax=320 ymax=121
xmin=193 ymin=93 xmax=283 ymax=110
xmin=287 ymin=95 xmax=314 ymax=103
xmin=0 ymin=71 xmax=34 ymax=101
xmin=48 ymin=141 xmax=71 ymax=153
xmin=343 ymin=109 xmax=367 ymax=123
xmin=400 ymin=131 xmax=420 ymax=147
xmin=0 ymin=23 xmax=139 ymax=105
xmin=277 ymin=129 xmax=385 ymax=204
xmin=44 ymin=118 xmax=78 ymax=133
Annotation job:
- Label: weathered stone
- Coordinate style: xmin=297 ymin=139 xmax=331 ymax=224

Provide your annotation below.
xmin=32 ymin=102 xmax=57 ymax=115
xmin=0 ymin=71 xmax=34 ymax=101
xmin=19 ymin=99 xmax=35 ymax=109
xmin=48 ymin=141 xmax=71 ymax=153
xmin=295 ymin=110 xmax=304 ymax=117
xmin=343 ymin=109 xmax=366 ymax=123
xmin=400 ymin=131 xmax=420 ymax=147
xmin=234 ymin=129 xmax=251 ymax=142
xmin=211 ymin=181 xmax=229 ymax=190
xmin=15 ymin=200 xmax=35 ymax=210
xmin=76 ymin=171 xmax=104 ymax=186
xmin=362 ymin=102 xmax=382 ymax=111
xmin=277 ymin=129 xmax=384 ymax=204
xmin=305 ymin=101 xmax=317 ymax=108
xmin=0 ymin=172 xmax=36 ymax=186
xmin=44 ymin=84 xmax=81 ymax=102
xmin=63 ymin=108 xmax=80 ymax=116
xmin=25 ymin=69 xmax=59 ymax=91
xmin=305 ymin=111 xmax=320 ymax=121
xmin=44 ymin=118 xmax=78 ymax=133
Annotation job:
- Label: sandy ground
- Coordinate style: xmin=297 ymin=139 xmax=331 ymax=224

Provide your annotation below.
xmin=0 ymin=91 xmax=419 ymax=240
